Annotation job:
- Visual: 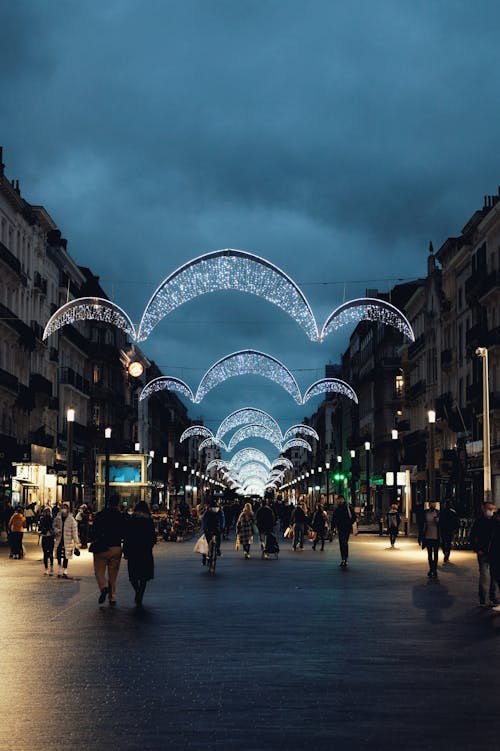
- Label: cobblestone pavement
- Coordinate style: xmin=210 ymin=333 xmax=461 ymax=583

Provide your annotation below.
xmin=1 ymin=531 xmax=499 ymax=751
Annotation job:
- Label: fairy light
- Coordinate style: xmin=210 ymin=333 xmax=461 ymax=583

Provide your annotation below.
xmin=320 ymin=297 xmax=415 ymax=343
xmin=136 ymin=248 xmax=319 ymax=342
xmin=227 ymin=424 xmax=283 ymax=452
xmin=282 ymin=438 xmax=312 ymax=453
xmin=302 ymin=378 xmax=358 ymax=405
xmin=198 ymin=437 xmax=227 ymax=452
xmin=140 ymin=376 xmax=195 ymax=403
xmin=216 ymin=408 xmax=281 ymax=441
xmin=229 ymin=449 xmax=272 ymax=472
xmin=282 ymin=424 xmax=319 ymax=441
xmin=180 ymin=425 xmax=214 ymax=442
xmin=271 ymin=457 xmax=293 ymax=470
xmin=206 ymin=459 xmax=229 ymax=473
xmin=195 ymin=350 xmax=302 ymax=404
xmin=43 ymin=297 xmax=137 ymax=341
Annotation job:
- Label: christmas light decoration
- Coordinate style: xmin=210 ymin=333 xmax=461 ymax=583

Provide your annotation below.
xmin=206 ymin=459 xmax=229 ymax=473
xmin=227 ymin=424 xmax=283 ymax=452
xmin=320 ymin=298 xmax=415 ymax=343
xmin=229 ymin=449 xmax=271 ymax=472
xmin=216 ymin=408 xmax=281 ymax=441
xmin=180 ymin=426 xmax=214 ymax=443
xmin=195 ymin=350 xmax=302 ymax=404
xmin=43 ymin=297 xmax=136 ymax=341
xmin=136 ymin=248 xmax=319 ymax=342
xmin=271 ymin=457 xmax=293 ymax=470
xmin=302 ymin=378 xmax=358 ymax=405
xmin=282 ymin=438 xmax=312 ymax=453
xmin=199 ymin=437 xmax=228 ymax=453
xmin=139 ymin=376 xmax=195 ymax=403
xmin=282 ymin=425 xmax=319 ymax=441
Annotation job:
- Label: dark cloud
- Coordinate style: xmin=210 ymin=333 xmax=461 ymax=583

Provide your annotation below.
xmin=2 ymin=0 xmax=500 ymax=457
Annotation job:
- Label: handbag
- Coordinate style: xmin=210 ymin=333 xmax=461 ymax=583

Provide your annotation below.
xmin=235 ymin=534 xmax=240 ymax=551
xmin=193 ymin=534 xmax=209 ymax=555
xmin=351 ymin=521 xmax=359 ymax=536
xmin=73 ymin=547 xmax=80 ymax=557
xmin=308 ymin=529 xmax=317 ymax=540
xmin=284 ymin=526 xmax=293 ymax=539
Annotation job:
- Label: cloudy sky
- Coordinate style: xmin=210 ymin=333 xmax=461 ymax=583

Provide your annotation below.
xmin=2 ymin=0 xmax=500 ymax=461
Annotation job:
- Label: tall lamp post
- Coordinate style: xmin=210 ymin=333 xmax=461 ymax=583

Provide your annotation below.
xmin=391 ymin=429 xmax=399 ymax=506
xmin=336 ymin=454 xmax=342 ymax=496
xmin=66 ymin=408 xmax=75 ymax=510
xmin=427 ymin=410 xmax=436 ymax=504
xmin=365 ymin=441 xmax=371 ymax=519
xmin=476 ymin=347 xmax=492 ymax=502
xmin=104 ymin=426 xmax=112 ymax=507
xmin=325 ymin=462 xmax=330 ymax=509
xmin=350 ymin=450 xmax=356 ymax=505
xmin=162 ymin=456 xmax=168 ymax=508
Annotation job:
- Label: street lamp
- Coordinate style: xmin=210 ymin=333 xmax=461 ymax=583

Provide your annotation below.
xmin=324 ymin=461 xmax=330 ymax=508
xmin=104 ymin=426 xmax=112 ymax=507
xmin=427 ymin=409 xmax=436 ymax=504
xmin=350 ymin=450 xmax=356 ymax=505
xmin=391 ymin=429 xmax=399 ymax=505
xmin=337 ymin=454 xmax=342 ymax=496
xmin=364 ymin=441 xmax=371 ymax=519
xmin=477 ymin=347 xmax=492 ymax=502
xmin=134 ymin=442 xmax=140 ymax=452
xmin=162 ymin=456 xmax=168 ymax=508
xmin=66 ymin=408 xmax=75 ymax=510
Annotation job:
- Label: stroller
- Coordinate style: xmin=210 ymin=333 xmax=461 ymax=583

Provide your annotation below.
xmin=262 ymin=531 xmax=280 ymax=559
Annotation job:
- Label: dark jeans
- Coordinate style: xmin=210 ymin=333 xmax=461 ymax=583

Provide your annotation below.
xmin=426 ymin=540 xmax=439 ymax=573
xmin=312 ymin=531 xmax=325 ymax=550
xmin=293 ymin=523 xmax=304 ymax=549
xmin=338 ymin=530 xmax=350 ymax=561
xmin=441 ymin=533 xmax=453 ymax=560
xmin=9 ymin=531 xmax=23 ymax=557
xmin=56 ymin=542 xmax=68 ymax=570
xmin=204 ymin=531 xmax=221 ymax=555
xmin=42 ymin=536 xmax=54 ymax=569
xmin=389 ymin=527 xmax=398 ymax=546
xmin=478 ymin=552 xmax=498 ymax=604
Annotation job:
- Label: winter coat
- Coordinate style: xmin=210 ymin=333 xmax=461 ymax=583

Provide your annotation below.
xmin=470 ymin=516 xmax=495 ymax=555
xmin=311 ymin=510 xmax=327 ymax=532
xmin=123 ymin=514 xmax=156 ymax=582
xmin=38 ymin=515 xmax=54 ymax=537
xmin=202 ymin=507 xmax=225 ymax=535
xmin=256 ymin=505 xmax=275 ymax=533
xmin=53 ymin=513 xmax=79 ymax=558
xmin=92 ymin=507 xmax=127 ymax=549
xmin=386 ymin=509 xmax=401 ymax=529
xmin=236 ymin=512 xmax=256 ymax=546
xmin=333 ymin=503 xmax=356 ymax=532
xmin=291 ymin=506 xmax=307 ymax=525
xmin=8 ymin=512 xmax=26 ymax=533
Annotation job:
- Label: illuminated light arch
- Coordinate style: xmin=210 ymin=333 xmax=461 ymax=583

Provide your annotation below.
xmin=198 ymin=437 xmax=227 ymax=452
xmin=302 ymin=378 xmax=358 ymax=405
xmin=195 ymin=350 xmax=302 ymax=404
xmin=139 ymin=376 xmax=196 ymax=403
xmin=271 ymin=457 xmax=293 ymax=471
xmin=320 ymin=298 xmax=415 ymax=343
xmin=282 ymin=438 xmax=312 ymax=453
xmin=136 ymin=248 xmax=319 ymax=342
xmin=206 ymin=459 xmax=229 ymax=473
xmin=236 ymin=464 xmax=270 ymax=483
xmin=216 ymin=408 xmax=281 ymax=441
xmin=180 ymin=426 xmax=214 ymax=443
xmin=229 ymin=448 xmax=272 ymax=472
xmin=227 ymin=424 xmax=283 ymax=452
xmin=282 ymin=424 xmax=319 ymax=442
xmin=43 ymin=297 xmax=136 ymax=341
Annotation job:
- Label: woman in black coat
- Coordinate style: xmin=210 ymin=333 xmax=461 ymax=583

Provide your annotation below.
xmin=123 ymin=501 xmax=157 ymax=607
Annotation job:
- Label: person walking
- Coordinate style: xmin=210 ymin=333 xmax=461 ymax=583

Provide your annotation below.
xmin=470 ymin=502 xmax=498 ymax=607
xmin=236 ymin=502 xmax=256 ymax=559
xmin=311 ymin=503 xmax=328 ymax=551
xmin=421 ymin=501 xmax=440 ymax=578
xmin=91 ymin=494 xmax=126 ymax=605
xmin=439 ymin=503 xmax=460 ymax=563
xmin=202 ymin=498 xmax=225 ymax=560
xmin=39 ymin=506 xmax=55 ymax=575
xmin=8 ymin=506 xmax=26 ymax=559
xmin=53 ymin=503 xmax=79 ymax=578
xmin=123 ymin=501 xmax=156 ymax=608
xmin=255 ymin=498 xmax=276 ymax=555
xmin=386 ymin=503 xmax=401 ymax=548
xmin=332 ymin=496 xmax=357 ymax=568
xmin=75 ymin=504 xmax=90 ymax=548
xmin=291 ymin=502 xmax=307 ymax=551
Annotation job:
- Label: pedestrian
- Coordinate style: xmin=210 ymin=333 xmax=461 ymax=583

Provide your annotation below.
xmin=24 ymin=503 xmax=35 ymax=532
xmin=75 ymin=504 xmax=90 ymax=548
xmin=311 ymin=502 xmax=328 ymax=551
xmin=332 ymin=496 xmax=357 ymax=568
xmin=386 ymin=503 xmax=401 ymax=547
xmin=236 ymin=502 xmax=256 ymax=559
xmin=255 ymin=498 xmax=276 ymax=554
xmin=8 ymin=506 xmax=26 ymax=559
xmin=201 ymin=498 xmax=225 ymax=562
xmin=470 ymin=502 xmax=498 ymax=607
xmin=38 ymin=506 xmax=55 ymax=575
xmin=90 ymin=494 xmax=126 ymax=606
xmin=421 ymin=501 xmax=440 ymax=578
xmin=291 ymin=502 xmax=307 ymax=551
xmin=123 ymin=501 xmax=156 ymax=608
xmin=439 ymin=502 xmax=460 ymax=563
xmin=53 ymin=503 xmax=79 ymax=578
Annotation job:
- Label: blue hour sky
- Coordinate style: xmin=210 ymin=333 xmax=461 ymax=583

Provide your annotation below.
xmin=2 ymin=0 xmax=500 ymax=455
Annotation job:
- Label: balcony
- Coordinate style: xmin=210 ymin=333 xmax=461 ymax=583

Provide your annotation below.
xmin=441 ymin=349 xmax=453 ymax=369
xmin=33 ymin=271 xmax=48 ymax=295
xmin=0 ymin=240 xmax=21 ymax=276
xmin=59 ymin=367 xmax=90 ymax=395
xmin=86 ymin=340 xmax=120 ymax=362
xmin=30 ymin=373 xmax=53 ymax=397
xmin=61 ymin=323 xmax=88 ymax=353
xmin=408 ymin=334 xmax=425 ymax=360
xmin=0 ymin=367 xmax=19 ymax=393
xmin=0 ymin=302 xmax=36 ymax=350
xmin=30 ymin=320 xmax=45 ymax=341
xmin=15 ymin=384 xmax=35 ymax=412
xmin=49 ymin=347 xmax=59 ymax=362
xmin=465 ymin=268 xmax=488 ymax=302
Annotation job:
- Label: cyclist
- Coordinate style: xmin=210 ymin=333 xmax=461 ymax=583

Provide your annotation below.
xmin=201 ymin=498 xmax=225 ymax=562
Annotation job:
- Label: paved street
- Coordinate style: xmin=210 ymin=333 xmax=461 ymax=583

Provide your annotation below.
xmin=1 ymin=531 xmax=499 ymax=751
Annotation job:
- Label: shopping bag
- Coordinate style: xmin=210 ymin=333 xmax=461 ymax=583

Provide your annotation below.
xmin=284 ymin=526 xmax=293 ymax=539
xmin=193 ymin=534 xmax=209 ymax=555
xmin=235 ymin=534 xmax=240 ymax=551
xmin=308 ymin=529 xmax=316 ymax=540
xmin=352 ymin=521 xmax=359 ymax=536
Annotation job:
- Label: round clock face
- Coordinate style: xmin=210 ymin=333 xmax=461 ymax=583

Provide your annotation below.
xmin=128 ymin=361 xmax=144 ymax=378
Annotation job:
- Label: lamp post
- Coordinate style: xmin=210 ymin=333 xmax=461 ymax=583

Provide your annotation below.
xmin=66 ymin=408 xmax=75 ymax=510
xmin=391 ymin=429 xmax=399 ymax=506
xmin=365 ymin=441 xmax=371 ymax=519
xmin=104 ymin=426 xmax=112 ymax=507
xmin=134 ymin=442 xmax=140 ymax=452
xmin=350 ymin=449 xmax=356 ymax=505
xmin=163 ymin=456 xmax=168 ymax=508
xmin=427 ymin=410 xmax=436 ymax=504
xmin=325 ymin=462 xmax=330 ymax=509
xmin=476 ymin=347 xmax=492 ymax=502
xmin=337 ymin=454 xmax=342 ymax=496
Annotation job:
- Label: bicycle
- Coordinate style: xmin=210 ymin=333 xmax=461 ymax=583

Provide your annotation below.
xmin=207 ymin=534 xmax=218 ymax=574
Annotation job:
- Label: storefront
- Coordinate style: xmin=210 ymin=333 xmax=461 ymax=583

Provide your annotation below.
xmin=95 ymin=453 xmax=150 ymax=510
xmin=11 ymin=444 xmax=57 ymax=509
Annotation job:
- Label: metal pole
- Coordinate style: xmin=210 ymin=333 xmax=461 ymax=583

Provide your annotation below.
xmin=428 ymin=411 xmax=435 ymax=504
xmin=477 ymin=347 xmax=492 ymax=502
xmin=66 ymin=410 xmax=74 ymax=511
xmin=105 ymin=427 xmax=111 ymax=507
xmin=365 ymin=442 xmax=371 ymax=518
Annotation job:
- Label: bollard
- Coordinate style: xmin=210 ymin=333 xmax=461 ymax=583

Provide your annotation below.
xmin=379 ymin=517 xmax=384 ymax=536
xmin=404 ymin=517 xmax=408 ymax=536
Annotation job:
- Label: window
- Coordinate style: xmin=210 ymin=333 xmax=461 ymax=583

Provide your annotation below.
xmin=93 ymin=365 xmax=101 ymax=384
xmin=395 ymin=374 xmax=404 ymax=398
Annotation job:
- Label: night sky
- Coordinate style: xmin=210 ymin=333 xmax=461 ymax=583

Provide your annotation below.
xmin=2 ymin=0 xmax=500 ymax=460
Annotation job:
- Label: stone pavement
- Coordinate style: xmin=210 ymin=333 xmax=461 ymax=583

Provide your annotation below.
xmin=1 ymin=530 xmax=499 ymax=751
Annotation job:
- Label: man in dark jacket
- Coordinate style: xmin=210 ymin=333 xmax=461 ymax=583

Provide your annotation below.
xmin=291 ymin=502 xmax=307 ymax=551
xmin=470 ymin=502 xmax=498 ymax=607
xmin=386 ymin=503 xmax=401 ymax=547
xmin=255 ymin=499 xmax=276 ymax=552
xmin=202 ymin=498 xmax=225 ymax=557
xmin=439 ymin=503 xmax=460 ymax=563
xmin=91 ymin=494 xmax=127 ymax=606
xmin=333 ymin=496 xmax=356 ymax=568
xmin=422 ymin=501 xmax=440 ymax=578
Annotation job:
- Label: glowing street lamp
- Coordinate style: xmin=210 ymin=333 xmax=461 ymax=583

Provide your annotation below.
xmin=104 ymin=426 xmax=112 ymax=507
xmin=66 ymin=408 xmax=75 ymax=510
xmin=427 ymin=409 xmax=436 ymax=504
xmin=476 ymin=347 xmax=492 ymax=502
xmin=364 ymin=441 xmax=371 ymax=516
